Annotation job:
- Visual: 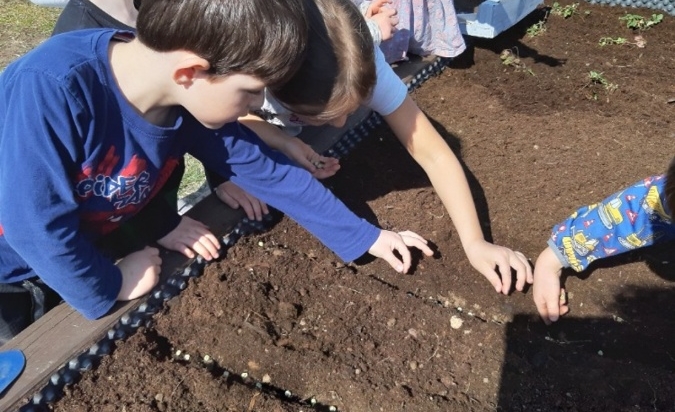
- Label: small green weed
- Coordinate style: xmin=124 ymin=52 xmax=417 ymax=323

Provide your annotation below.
xmin=587 ymin=71 xmax=618 ymax=93
xmin=551 ymin=2 xmax=579 ymax=18
xmin=598 ymin=35 xmax=646 ymax=48
xmin=526 ymin=20 xmax=547 ymax=37
xmin=500 ymin=49 xmax=536 ymax=76
xmin=619 ymin=13 xmax=663 ymax=30
xmin=598 ymin=37 xmax=628 ymax=46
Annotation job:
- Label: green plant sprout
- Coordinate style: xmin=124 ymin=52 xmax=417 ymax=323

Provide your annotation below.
xmin=619 ymin=13 xmax=663 ymax=30
xmin=598 ymin=37 xmax=628 ymax=46
xmin=587 ymin=71 xmax=618 ymax=92
xmin=526 ymin=20 xmax=547 ymax=37
xmin=551 ymin=2 xmax=579 ymax=18
xmin=500 ymin=49 xmax=536 ymax=76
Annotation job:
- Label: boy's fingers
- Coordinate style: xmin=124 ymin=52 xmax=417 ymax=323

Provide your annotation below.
xmin=546 ymin=298 xmax=560 ymax=323
xmin=216 ymin=188 xmax=241 ymax=210
xmin=191 ymin=242 xmax=214 ymax=261
xmin=199 ymin=238 xmax=220 ymax=259
xmin=144 ymin=246 xmax=160 ymax=256
xmin=395 ymin=244 xmax=411 ymax=273
xmin=205 ymin=233 xmax=221 ymax=250
xmin=398 ymin=232 xmax=431 ymax=252
xmin=385 ymin=254 xmax=404 ymax=273
xmin=177 ymin=245 xmax=195 ymax=259
xmin=239 ymin=201 xmax=257 ymax=221
xmin=534 ymin=299 xmax=551 ymax=325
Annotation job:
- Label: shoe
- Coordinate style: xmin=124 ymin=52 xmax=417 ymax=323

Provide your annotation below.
xmin=0 ymin=349 xmax=25 ymax=395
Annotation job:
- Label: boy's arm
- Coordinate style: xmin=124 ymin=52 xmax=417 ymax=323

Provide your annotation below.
xmin=0 ymin=78 xmax=124 ymax=320
xmin=191 ymin=122 xmax=381 ymax=262
xmin=382 ymin=95 xmax=532 ymax=293
xmin=548 ymin=175 xmax=675 ymax=272
xmin=534 ymin=175 xmax=674 ymax=323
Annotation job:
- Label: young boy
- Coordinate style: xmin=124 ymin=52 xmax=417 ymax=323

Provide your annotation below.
xmin=532 ymin=157 xmax=675 ymax=324
xmin=212 ymin=0 xmax=532 ymax=296
xmin=52 ymin=0 xmax=215 ymax=264
xmin=0 ymin=0 xmax=431 ymax=344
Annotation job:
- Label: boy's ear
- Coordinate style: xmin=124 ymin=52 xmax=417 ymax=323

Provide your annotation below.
xmin=173 ymin=55 xmax=211 ymax=86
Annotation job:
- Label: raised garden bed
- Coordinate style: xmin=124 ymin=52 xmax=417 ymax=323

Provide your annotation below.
xmin=3 ymin=1 xmax=675 ymax=410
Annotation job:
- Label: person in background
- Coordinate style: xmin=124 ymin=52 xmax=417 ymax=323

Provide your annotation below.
xmin=212 ymin=0 xmax=533 ymax=296
xmin=53 ymin=0 xmax=137 ymax=33
xmin=353 ymin=0 xmax=467 ymax=64
xmin=532 ymin=157 xmax=675 ymax=324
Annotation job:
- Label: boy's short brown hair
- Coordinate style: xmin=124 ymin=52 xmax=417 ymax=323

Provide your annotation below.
xmin=270 ymin=0 xmax=376 ymax=121
xmin=135 ymin=0 xmax=308 ymax=88
xmin=666 ymin=156 xmax=675 ymax=215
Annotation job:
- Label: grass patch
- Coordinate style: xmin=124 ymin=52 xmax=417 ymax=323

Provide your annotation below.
xmin=179 ymin=155 xmax=207 ymax=199
xmin=0 ymin=0 xmax=60 ymax=68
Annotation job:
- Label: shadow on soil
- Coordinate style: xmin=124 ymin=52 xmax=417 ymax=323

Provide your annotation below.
xmin=499 ymin=241 xmax=675 ymax=410
xmin=449 ymin=8 xmax=567 ymax=71
xmin=326 ymin=115 xmax=500 ymax=245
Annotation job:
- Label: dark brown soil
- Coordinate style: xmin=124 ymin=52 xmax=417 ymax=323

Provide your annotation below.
xmin=50 ymin=2 xmax=675 ymax=411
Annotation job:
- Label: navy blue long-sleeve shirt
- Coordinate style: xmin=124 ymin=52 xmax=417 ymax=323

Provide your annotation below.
xmin=0 ymin=29 xmax=379 ymax=320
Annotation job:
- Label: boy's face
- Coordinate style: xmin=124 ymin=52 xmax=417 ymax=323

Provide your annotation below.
xmin=187 ymin=73 xmax=266 ymax=129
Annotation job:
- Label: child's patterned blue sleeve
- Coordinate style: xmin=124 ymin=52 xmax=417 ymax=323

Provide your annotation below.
xmin=548 ymin=175 xmax=675 ymax=272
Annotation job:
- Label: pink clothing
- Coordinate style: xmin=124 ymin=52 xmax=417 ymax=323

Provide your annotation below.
xmin=355 ymin=0 xmax=467 ymax=63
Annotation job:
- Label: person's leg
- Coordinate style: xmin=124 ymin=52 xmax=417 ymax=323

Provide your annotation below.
xmin=0 ymin=283 xmax=36 ymax=345
xmin=0 ymin=279 xmax=64 ymax=345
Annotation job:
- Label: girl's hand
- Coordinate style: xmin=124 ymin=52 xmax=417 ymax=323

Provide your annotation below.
xmin=281 ymin=137 xmax=340 ymax=179
xmin=369 ymin=7 xmax=398 ymax=42
xmin=464 ymin=239 xmax=533 ymax=294
xmin=366 ymin=0 xmax=392 ymax=17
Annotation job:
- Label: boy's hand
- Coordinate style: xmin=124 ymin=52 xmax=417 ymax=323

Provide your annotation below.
xmin=368 ymin=230 xmax=434 ymax=273
xmin=464 ymin=240 xmax=533 ymax=294
xmin=369 ymin=7 xmax=398 ymax=41
xmin=533 ymin=246 xmax=569 ymax=324
xmin=215 ymin=181 xmax=269 ymax=221
xmin=116 ymin=247 xmax=161 ymax=300
xmin=281 ymin=137 xmax=340 ymax=179
xmin=157 ymin=216 xmax=221 ymax=261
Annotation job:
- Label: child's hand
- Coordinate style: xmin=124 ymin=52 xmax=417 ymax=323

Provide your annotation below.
xmin=281 ymin=137 xmax=341 ymax=179
xmin=368 ymin=7 xmax=398 ymax=41
xmin=533 ymin=246 xmax=569 ymax=324
xmin=157 ymin=216 xmax=221 ymax=261
xmin=365 ymin=0 xmax=392 ymax=17
xmin=215 ymin=181 xmax=269 ymax=221
xmin=368 ymin=230 xmax=434 ymax=273
xmin=464 ymin=240 xmax=533 ymax=294
xmin=116 ymin=246 xmax=161 ymax=300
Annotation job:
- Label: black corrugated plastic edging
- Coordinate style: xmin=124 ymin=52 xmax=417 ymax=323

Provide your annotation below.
xmin=586 ymin=0 xmax=674 ymax=14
